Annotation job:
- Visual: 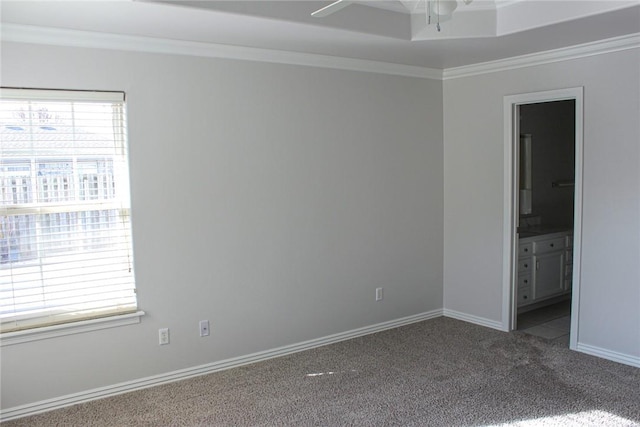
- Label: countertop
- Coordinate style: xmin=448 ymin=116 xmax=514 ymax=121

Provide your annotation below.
xmin=518 ymin=226 xmax=573 ymax=239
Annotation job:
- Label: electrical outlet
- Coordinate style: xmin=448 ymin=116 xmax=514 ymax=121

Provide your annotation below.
xmin=376 ymin=287 xmax=383 ymax=301
xmin=159 ymin=328 xmax=170 ymax=345
xmin=199 ymin=320 xmax=210 ymax=337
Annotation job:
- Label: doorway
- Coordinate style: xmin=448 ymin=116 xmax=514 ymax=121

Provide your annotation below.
xmin=502 ymin=88 xmax=584 ymax=351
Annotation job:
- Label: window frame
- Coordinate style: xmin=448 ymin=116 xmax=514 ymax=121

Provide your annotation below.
xmin=0 ymin=88 xmax=143 ymax=340
xmin=0 ymin=309 xmax=145 ymax=346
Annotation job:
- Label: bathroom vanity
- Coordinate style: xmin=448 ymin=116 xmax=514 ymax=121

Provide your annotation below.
xmin=517 ymin=230 xmax=573 ymax=308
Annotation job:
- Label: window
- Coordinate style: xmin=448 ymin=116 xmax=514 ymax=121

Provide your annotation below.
xmin=0 ymin=88 xmax=137 ymax=334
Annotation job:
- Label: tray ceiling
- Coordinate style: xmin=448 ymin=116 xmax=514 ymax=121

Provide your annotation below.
xmin=1 ymin=0 xmax=638 ymax=69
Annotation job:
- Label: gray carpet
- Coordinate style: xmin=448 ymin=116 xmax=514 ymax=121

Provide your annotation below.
xmin=5 ymin=317 xmax=640 ymax=426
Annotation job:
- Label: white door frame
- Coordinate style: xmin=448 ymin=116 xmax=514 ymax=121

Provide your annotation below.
xmin=501 ymin=87 xmax=584 ymax=350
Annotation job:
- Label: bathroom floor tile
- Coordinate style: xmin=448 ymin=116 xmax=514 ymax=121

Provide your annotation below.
xmin=544 ymin=315 xmax=571 ymax=331
xmin=521 ymin=324 xmax=569 ymax=340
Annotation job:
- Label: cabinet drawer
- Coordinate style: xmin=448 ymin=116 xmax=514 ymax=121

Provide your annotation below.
xmin=519 ymin=242 xmax=533 ymax=257
xmin=534 ymin=237 xmax=566 ymax=254
xmin=518 ymin=258 xmax=533 ymax=274
xmin=517 ymin=274 xmax=532 ymax=288
xmin=518 ymin=286 xmax=532 ymax=306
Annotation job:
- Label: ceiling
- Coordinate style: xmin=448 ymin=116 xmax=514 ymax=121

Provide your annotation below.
xmin=1 ymin=0 xmax=639 ymax=70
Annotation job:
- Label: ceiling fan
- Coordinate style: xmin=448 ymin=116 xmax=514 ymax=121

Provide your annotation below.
xmin=311 ymin=0 xmax=473 ymax=31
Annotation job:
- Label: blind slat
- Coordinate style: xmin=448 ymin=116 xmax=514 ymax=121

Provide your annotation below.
xmin=0 ymin=88 xmax=124 ymax=102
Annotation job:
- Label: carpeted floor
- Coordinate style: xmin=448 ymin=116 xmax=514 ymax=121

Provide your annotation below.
xmin=4 ymin=317 xmax=640 ymax=426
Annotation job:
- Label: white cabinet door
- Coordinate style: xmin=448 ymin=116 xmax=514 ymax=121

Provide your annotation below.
xmin=534 ymin=251 xmax=565 ymax=300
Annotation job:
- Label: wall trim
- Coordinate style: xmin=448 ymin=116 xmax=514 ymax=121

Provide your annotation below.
xmin=501 ymin=87 xmax=584 ymax=349
xmin=0 ymin=23 xmax=442 ymax=80
xmin=3 ymin=25 xmax=638 ymax=82
xmin=443 ymin=33 xmax=640 ymax=80
xmin=0 ymin=311 xmax=146 ymax=347
xmin=0 ymin=309 xmax=443 ymax=422
xmin=443 ymin=309 xmax=504 ymax=331
xmin=575 ymin=343 xmax=640 ymax=368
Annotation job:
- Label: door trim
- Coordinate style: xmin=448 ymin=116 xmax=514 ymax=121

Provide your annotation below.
xmin=501 ymin=87 xmax=584 ymax=351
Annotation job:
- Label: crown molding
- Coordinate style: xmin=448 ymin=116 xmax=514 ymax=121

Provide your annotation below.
xmin=2 ymin=24 xmax=638 ymax=82
xmin=443 ymin=33 xmax=640 ymax=80
xmin=0 ymin=23 xmax=442 ymax=80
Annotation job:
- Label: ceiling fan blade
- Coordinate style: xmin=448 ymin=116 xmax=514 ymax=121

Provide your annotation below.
xmin=311 ymin=0 xmax=353 ymax=17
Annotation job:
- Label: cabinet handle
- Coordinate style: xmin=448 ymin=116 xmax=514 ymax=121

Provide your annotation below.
xmin=524 ymin=264 xmax=528 ymax=268
xmin=550 ymin=243 xmax=555 ymax=248
xmin=536 ymin=260 xmax=540 ymax=270
xmin=524 ymin=279 xmax=528 ymax=284
xmin=524 ymin=248 xmax=529 ymax=252
xmin=523 ymin=295 xmax=528 ymax=299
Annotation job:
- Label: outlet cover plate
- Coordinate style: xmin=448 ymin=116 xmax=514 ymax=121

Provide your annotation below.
xmin=199 ymin=320 xmax=210 ymax=337
xmin=159 ymin=328 xmax=169 ymax=345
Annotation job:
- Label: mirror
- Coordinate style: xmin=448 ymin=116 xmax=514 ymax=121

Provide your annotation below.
xmin=519 ymin=133 xmax=532 ymax=215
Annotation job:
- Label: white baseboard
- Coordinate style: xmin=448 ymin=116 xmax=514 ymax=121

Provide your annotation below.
xmin=0 ymin=309 xmax=443 ymax=422
xmin=575 ymin=342 xmax=640 ymax=368
xmin=442 ymin=309 xmax=640 ymax=368
xmin=443 ymin=308 xmax=504 ymax=331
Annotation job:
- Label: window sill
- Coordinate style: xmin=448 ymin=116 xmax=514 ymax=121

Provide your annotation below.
xmin=0 ymin=310 xmax=145 ymax=347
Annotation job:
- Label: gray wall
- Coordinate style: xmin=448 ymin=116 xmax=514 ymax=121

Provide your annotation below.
xmin=0 ymin=42 xmax=444 ymax=409
xmin=443 ymin=49 xmax=640 ymax=358
xmin=520 ymin=100 xmax=575 ymax=227
xmin=3 ymin=37 xmax=638 ymax=413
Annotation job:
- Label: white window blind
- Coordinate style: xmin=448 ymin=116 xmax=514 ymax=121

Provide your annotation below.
xmin=0 ymin=88 xmax=137 ymax=333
